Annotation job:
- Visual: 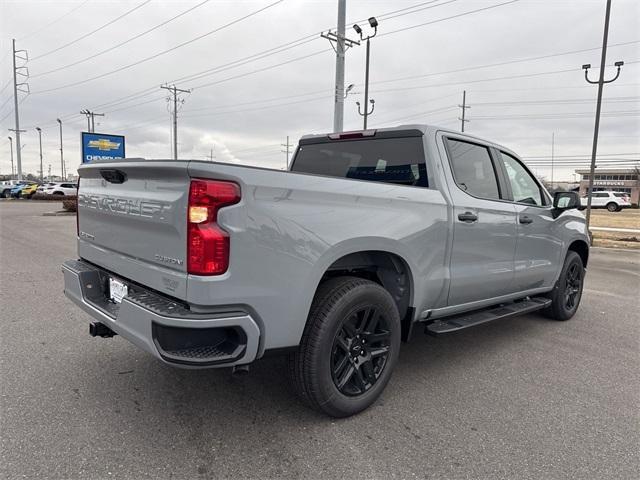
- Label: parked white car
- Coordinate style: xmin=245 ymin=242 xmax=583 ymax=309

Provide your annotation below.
xmin=43 ymin=182 xmax=78 ymax=196
xmin=580 ymin=190 xmax=631 ymax=212
xmin=36 ymin=182 xmax=57 ymax=195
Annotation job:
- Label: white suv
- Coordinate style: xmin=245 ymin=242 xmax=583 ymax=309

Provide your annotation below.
xmin=580 ymin=190 xmax=631 ymax=212
xmin=44 ymin=182 xmax=78 ymax=196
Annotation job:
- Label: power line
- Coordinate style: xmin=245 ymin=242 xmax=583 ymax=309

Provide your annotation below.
xmin=31 ymin=0 xmax=212 ymax=78
xmin=180 ymin=94 xmax=331 ymax=119
xmin=65 ymin=35 xmax=320 ymax=115
xmin=30 ymin=0 xmax=285 ymax=94
xmin=17 ymin=0 xmax=91 ymax=41
xmin=369 ymin=40 xmax=640 ymax=88
xmin=0 ymin=79 xmax=12 ymax=96
xmin=31 ymin=0 xmax=153 ymax=61
xmin=370 ymin=62 xmax=636 ymax=95
xmin=378 ymin=0 xmax=461 ymax=21
xmin=523 ymin=152 xmax=639 ymax=158
xmin=19 ymin=0 xmax=570 ymax=125
xmin=53 ymin=0 xmax=449 ymax=101
xmin=25 ymin=0 xmax=495 ymax=107
xmin=190 ymin=49 xmax=329 ymax=91
xmin=379 ymin=0 xmax=522 ymax=38
xmin=471 ymin=110 xmax=640 ymax=120
xmin=473 ymin=96 xmax=640 ymax=106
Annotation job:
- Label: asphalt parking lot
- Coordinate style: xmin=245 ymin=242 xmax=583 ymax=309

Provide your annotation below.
xmin=1 ymin=201 xmax=639 ymax=480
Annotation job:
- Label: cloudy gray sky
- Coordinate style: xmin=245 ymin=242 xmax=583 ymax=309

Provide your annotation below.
xmin=1 ymin=0 xmax=638 ymax=180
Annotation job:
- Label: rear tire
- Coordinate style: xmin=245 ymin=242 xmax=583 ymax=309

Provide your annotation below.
xmin=606 ymin=202 xmax=618 ymax=212
xmin=288 ymin=276 xmax=401 ymax=417
xmin=544 ymin=251 xmax=584 ymax=321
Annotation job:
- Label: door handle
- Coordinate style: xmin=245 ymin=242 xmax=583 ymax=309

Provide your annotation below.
xmin=519 ymin=215 xmax=533 ymax=224
xmin=458 ymin=211 xmax=478 ymax=223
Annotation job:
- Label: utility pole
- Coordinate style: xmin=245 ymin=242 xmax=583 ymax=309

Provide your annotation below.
xmin=47 ymin=164 xmax=51 ymax=182
xmin=35 ymin=127 xmax=43 ymax=182
xmin=206 ymin=145 xmax=216 ymax=161
xmin=57 ymin=119 xmax=65 ymax=181
xmin=161 ymin=84 xmax=191 ymax=160
xmin=458 ymin=90 xmax=470 ymax=132
xmin=80 ymin=110 xmax=104 ymax=133
xmin=582 ymin=0 xmax=624 ymax=230
xmin=321 ymin=0 xmax=359 ymax=132
xmin=281 ymin=135 xmax=294 ymax=168
xmin=8 ymin=137 xmax=14 ymax=179
xmin=10 ymin=39 xmax=29 ymax=181
xmin=353 ymin=18 xmax=378 ymax=129
xmin=551 ymin=132 xmax=555 ymax=186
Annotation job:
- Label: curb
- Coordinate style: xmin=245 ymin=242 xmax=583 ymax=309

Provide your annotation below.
xmin=42 ymin=211 xmax=76 ymax=216
xmin=591 ymin=246 xmax=640 ymax=254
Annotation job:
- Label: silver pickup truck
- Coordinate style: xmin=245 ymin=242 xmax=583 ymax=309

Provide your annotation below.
xmin=63 ymin=125 xmax=589 ymax=417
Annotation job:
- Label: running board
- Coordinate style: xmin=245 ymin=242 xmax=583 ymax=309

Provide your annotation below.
xmin=424 ymin=297 xmax=551 ymax=335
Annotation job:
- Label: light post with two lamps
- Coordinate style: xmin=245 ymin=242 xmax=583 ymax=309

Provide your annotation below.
xmin=8 ymin=137 xmax=15 ymax=179
xmin=35 ymin=127 xmax=43 ymax=182
xmin=353 ymin=17 xmax=378 ymax=129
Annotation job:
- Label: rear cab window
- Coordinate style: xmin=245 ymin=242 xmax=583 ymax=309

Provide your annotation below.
xmin=291 ymin=134 xmax=428 ymax=187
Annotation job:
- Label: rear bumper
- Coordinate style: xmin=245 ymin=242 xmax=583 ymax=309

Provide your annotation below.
xmin=62 ymin=259 xmax=260 ymax=368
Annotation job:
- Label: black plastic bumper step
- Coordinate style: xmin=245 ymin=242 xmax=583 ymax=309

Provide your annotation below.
xmin=425 ymin=297 xmax=551 ymax=335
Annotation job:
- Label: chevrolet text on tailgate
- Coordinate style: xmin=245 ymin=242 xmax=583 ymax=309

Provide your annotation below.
xmin=63 ymin=125 xmax=589 ymax=417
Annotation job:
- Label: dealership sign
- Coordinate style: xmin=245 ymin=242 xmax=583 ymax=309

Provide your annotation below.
xmin=81 ymin=132 xmax=125 ymax=163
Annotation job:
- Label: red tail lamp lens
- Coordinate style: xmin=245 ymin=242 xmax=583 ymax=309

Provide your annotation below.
xmin=187 ymin=179 xmax=240 ymax=275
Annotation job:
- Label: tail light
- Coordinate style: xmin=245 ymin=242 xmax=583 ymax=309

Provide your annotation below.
xmin=187 ymin=179 xmax=240 ymax=275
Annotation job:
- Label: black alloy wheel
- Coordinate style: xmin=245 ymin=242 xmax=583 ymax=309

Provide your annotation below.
xmin=330 ymin=306 xmax=391 ymax=396
xmin=289 ymin=276 xmax=401 ymax=417
xmin=544 ymin=251 xmax=585 ymax=321
xmin=564 ymin=262 xmax=583 ymax=311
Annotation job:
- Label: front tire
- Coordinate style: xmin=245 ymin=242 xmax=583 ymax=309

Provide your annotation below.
xmin=606 ymin=202 xmax=618 ymax=212
xmin=544 ymin=251 xmax=585 ymax=321
xmin=288 ymin=277 xmax=401 ymax=417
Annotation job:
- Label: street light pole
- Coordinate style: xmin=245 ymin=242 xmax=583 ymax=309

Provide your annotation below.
xmin=333 ymin=0 xmax=346 ymax=133
xmin=56 ymin=119 xmax=65 ymax=181
xmin=582 ymin=0 xmax=623 ymax=231
xmin=353 ymin=17 xmax=378 ymax=129
xmin=35 ymin=127 xmax=43 ymax=182
xmin=8 ymin=137 xmax=14 ymax=179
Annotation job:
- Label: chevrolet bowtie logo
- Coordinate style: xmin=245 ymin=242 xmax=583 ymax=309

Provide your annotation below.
xmin=88 ymin=139 xmax=121 ymax=151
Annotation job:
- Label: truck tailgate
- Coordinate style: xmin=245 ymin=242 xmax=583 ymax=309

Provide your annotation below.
xmin=77 ymin=160 xmax=190 ymax=299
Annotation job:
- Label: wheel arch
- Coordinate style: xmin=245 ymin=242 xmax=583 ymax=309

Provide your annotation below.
xmin=309 ymin=246 xmax=417 ymax=342
xmin=568 ymin=239 xmax=589 ymax=268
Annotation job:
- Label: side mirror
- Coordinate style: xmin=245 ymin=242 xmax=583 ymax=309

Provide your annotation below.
xmin=553 ymin=191 xmax=579 ymax=210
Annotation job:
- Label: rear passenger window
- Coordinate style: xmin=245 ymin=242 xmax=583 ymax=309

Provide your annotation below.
xmin=445 ymin=139 xmax=500 ymax=200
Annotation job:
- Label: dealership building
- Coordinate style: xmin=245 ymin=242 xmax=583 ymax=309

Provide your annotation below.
xmin=576 ymin=168 xmax=640 ymax=205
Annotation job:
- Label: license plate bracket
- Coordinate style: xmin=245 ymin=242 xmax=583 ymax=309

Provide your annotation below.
xmin=109 ymin=277 xmax=128 ymax=304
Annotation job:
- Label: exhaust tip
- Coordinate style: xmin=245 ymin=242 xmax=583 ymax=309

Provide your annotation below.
xmin=231 ymin=365 xmax=250 ymax=376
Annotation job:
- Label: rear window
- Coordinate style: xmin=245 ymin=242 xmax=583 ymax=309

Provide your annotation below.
xmin=613 ymin=193 xmax=628 ymax=198
xmin=291 ymin=137 xmax=428 ymax=187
